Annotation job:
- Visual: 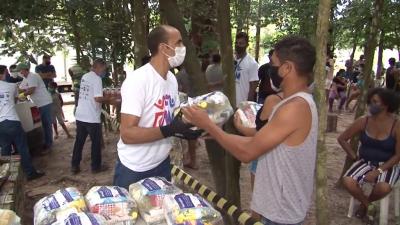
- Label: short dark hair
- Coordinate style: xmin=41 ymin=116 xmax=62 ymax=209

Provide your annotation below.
xmin=389 ymin=57 xmax=396 ymax=66
xmin=93 ymin=58 xmax=107 ymax=67
xmin=236 ymin=32 xmax=249 ymax=43
xmin=147 ymin=26 xmax=169 ymax=55
xmin=274 ymin=36 xmax=316 ymax=79
xmin=211 ymin=54 xmax=221 ymax=64
xmin=367 ymin=88 xmax=400 ymax=113
xmin=9 ymin=65 xmax=16 ymax=70
xmin=0 ymin=65 xmax=6 ymax=74
xmin=43 ymin=54 xmax=51 ymax=59
xmin=141 ymin=55 xmax=151 ymax=65
xmin=268 ymin=49 xmax=274 ymax=57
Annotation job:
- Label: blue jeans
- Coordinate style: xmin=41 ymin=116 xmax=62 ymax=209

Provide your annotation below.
xmin=113 ymin=156 xmax=172 ymax=190
xmin=261 ymin=217 xmax=303 ymax=225
xmin=0 ymin=120 xmax=36 ymax=176
xmin=71 ymin=120 xmax=102 ymax=170
xmin=39 ymin=103 xmax=53 ymax=147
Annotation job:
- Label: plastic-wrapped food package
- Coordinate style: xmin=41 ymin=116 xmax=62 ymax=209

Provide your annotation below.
xmin=163 ymin=193 xmax=223 ymax=225
xmin=85 ymin=186 xmax=138 ymax=224
xmin=52 ymin=212 xmax=107 ymax=225
xmin=236 ymin=101 xmax=262 ymax=128
xmin=176 ymin=91 xmax=233 ymax=127
xmin=0 ymin=209 xmax=21 ymax=225
xmin=129 ymin=177 xmax=182 ymax=225
xmin=34 ymin=187 xmax=87 ymax=225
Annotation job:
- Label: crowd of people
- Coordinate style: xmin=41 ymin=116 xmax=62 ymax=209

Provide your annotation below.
xmin=0 ymin=23 xmax=399 ymax=224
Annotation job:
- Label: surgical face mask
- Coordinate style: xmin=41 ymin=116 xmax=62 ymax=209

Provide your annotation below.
xmin=235 ymin=45 xmax=246 ymax=55
xmin=368 ymin=103 xmax=383 ymax=116
xmin=99 ymin=71 xmax=107 ymax=78
xmin=10 ymin=72 xmax=19 ymax=78
xmin=163 ymin=44 xmax=186 ymax=68
xmin=269 ymin=65 xmax=283 ymax=92
xmin=48 ymin=88 xmax=56 ymax=93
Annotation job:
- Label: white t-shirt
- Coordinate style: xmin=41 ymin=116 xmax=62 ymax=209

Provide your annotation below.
xmin=117 ymin=63 xmax=179 ymax=172
xmin=75 ymin=71 xmax=103 ymax=123
xmin=0 ymin=81 xmax=19 ymax=123
xmin=235 ymin=54 xmax=259 ymax=106
xmin=19 ymin=72 xmax=52 ymax=107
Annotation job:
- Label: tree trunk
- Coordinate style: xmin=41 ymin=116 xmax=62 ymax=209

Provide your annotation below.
xmin=159 ymin=0 xmax=208 ymax=96
xmin=254 ymin=0 xmax=262 ymax=62
xmin=133 ymin=0 xmax=149 ymax=69
xmin=338 ymin=0 xmax=384 ymax=184
xmin=376 ymin=30 xmax=384 ymax=79
xmin=314 ymin=0 xmax=331 ymax=224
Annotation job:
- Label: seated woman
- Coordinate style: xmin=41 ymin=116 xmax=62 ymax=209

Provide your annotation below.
xmin=328 ymin=75 xmax=347 ymax=112
xmin=338 ymin=88 xmax=400 ymax=220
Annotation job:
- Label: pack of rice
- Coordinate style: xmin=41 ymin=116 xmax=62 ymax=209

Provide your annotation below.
xmin=0 ymin=209 xmax=21 ymax=225
xmin=34 ymin=187 xmax=87 ymax=225
xmin=175 ymin=91 xmax=233 ymax=127
xmin=85 ymin=186 xmax=138 ymax=224
xmin=51 ymin=212 xmax=107 ymax=225
xmin=236 ymin=101 xmax=262 ymax=128
xmin=163 ymin=193 xmax=222 ymax=225
xmin=129 ymin=177 xmax=182 ymax=225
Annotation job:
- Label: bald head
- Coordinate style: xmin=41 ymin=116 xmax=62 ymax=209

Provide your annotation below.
xmin=147 ymin=25 xmax=181 ymax=56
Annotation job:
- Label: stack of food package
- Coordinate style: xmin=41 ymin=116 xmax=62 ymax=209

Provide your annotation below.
xmin=129 ymin=177 xmax=182 ymax=225
xmin=85 ymin=186 xmax=138 ymax=224
xmin=33 ymin=187 xmax=87 ymax=225
xmin=0 ymin=209 xmax=21 ymax=225
xmin=51 ymin=212 xmax=107 ymax=225
xmin=163 ymin=193 xmax=222 ymax=225
xmin=236 ymin=101 xmax=262 ymax=128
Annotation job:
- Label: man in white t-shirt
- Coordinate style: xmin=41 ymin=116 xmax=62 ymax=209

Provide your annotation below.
xmin=18 ymin=63 xmax=54 ymax=150
xmin=71 ymin=59 xmax=108 ymax=174
xmin=113 ymin=25 xmax=202 ymax=189
xmin=234 ymin=32 xmax=259 ymax=106
xmin=0 ymin=65 xmax=45 ymax=180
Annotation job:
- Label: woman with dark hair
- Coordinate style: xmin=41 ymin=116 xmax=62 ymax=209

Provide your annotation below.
xmin=338 ymin=88 xmax=400 ymax=220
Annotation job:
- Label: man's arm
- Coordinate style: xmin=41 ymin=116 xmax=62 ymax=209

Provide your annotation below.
xmin=183 ymin=101 xmax=303 ymax=162
xmin=247 ymin=81 xmax=258 ymax=101
xmin=119 ymin=114 xmax=164 ymax=144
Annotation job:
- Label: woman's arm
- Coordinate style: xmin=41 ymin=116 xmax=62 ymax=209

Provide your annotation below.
xmin=337 ymin=116 xmax=366 ymax=160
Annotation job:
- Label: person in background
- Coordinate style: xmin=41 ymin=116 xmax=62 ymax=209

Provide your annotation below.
xmin=69 ymin=56 xmax=91 ymax=112
xmin=325 ymin=56 xmax=335 ymax=103
xmin=18 ymin=63 xmax=54 ymax=151
xmin=35 ymin=54 xmax=56 ymax=88
xmin=48 ymin=82 xmax=72 ymax=139
xmin=205 ymin=53 xmax=224 ymax=92
xmin=328 ymin=75 xmax=347 ymax=113
xmin=71 ymin=59 xmax=109 ymax=175
xmin=0 ymin=65 xmax=45 ymax=180
xmin=183 ymin=36 xmax=318 ymax=225
xmin=5 ymin=65 xmax=23 ymax=83
xmin=114 ymin=25 xmax=201 ymax=189
xmin=257 ymin=49 xmax=277 ymax=104
xmin=338 ymin=88 xmax=400 ymax=220
xmin=234 ymin=32 xmax=259 ymax=106
xmin=386 ymin=58 xmax=397 ymax=90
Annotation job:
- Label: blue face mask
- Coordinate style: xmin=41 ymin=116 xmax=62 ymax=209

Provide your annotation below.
xmin=99 ymin=71 xmax=107 ymax=78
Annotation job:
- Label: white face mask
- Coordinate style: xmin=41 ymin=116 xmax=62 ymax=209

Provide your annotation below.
xmin=164 ymin=44 xmax=186 ymax=68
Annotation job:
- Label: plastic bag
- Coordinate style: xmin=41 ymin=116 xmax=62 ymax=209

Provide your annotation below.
xmin=52 ymin=212 xmax=107 ymax=225
xmin=236 ymin=101 xmax=262 ymax=128
xmin=129 ymin=177 xmax=182 ymax=225
xmin=176 ymin=91 xmax=233 ymax=127
xmin=163 ymin=193 xmax=223 ymax=225
xmin=34 ymin=187 xmax=87 ymax=225
xmin=0 ymin=209 xmax=21 ymax=225
xmin=85 ymin=186 xmax=138 ymax=224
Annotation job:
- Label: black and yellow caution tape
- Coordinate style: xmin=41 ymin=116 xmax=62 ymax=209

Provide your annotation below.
xmin=171 ymin=165 xmax=264 ymax=225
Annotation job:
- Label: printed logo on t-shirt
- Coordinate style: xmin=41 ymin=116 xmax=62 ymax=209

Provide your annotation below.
xmin=0 ymin=91 xmax=11 ymax=106
xmin=79 ymin=78 xmax=91 ymax=100
xmin=152 ymin=94 xmax=176 ymax=127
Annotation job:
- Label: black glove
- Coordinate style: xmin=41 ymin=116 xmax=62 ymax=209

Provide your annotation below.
xmin=160 ymin=116 xmax=203 ymax=140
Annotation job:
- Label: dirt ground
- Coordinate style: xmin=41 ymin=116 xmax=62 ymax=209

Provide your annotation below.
xmin=22 ymin=102 xmax=397 ymax=225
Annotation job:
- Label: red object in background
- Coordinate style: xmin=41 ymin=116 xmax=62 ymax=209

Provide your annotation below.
xmin=31 ymin=107 xmax=41 ymax=124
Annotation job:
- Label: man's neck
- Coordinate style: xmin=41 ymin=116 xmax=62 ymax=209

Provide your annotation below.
xmin=236 ymin=52 xmax=247 ymax=60
xmin=150 ymin=57 xmax=170 ymax=80
xmin=282 ymin=78 xmax=310 ymax=98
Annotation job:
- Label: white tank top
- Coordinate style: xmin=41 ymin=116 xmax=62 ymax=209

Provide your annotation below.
xmin=251 ymin=92 xmax=318 ymax=224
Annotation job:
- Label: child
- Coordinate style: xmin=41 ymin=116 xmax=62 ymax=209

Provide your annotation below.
xmin=48 ymin=82 xmax=72 ymax=138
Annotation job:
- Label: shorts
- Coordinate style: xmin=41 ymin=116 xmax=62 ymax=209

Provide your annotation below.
xmin=249 ymin=159 xmax=258 ymax=174
xmin=52 ymin=110 xmax=64 ymax=125
xmin=344 ymin=159 xmax=400 ymax=187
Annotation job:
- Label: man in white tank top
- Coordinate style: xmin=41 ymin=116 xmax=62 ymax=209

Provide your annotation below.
xmin=183 ymin=36 xmax=318 ymax=225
